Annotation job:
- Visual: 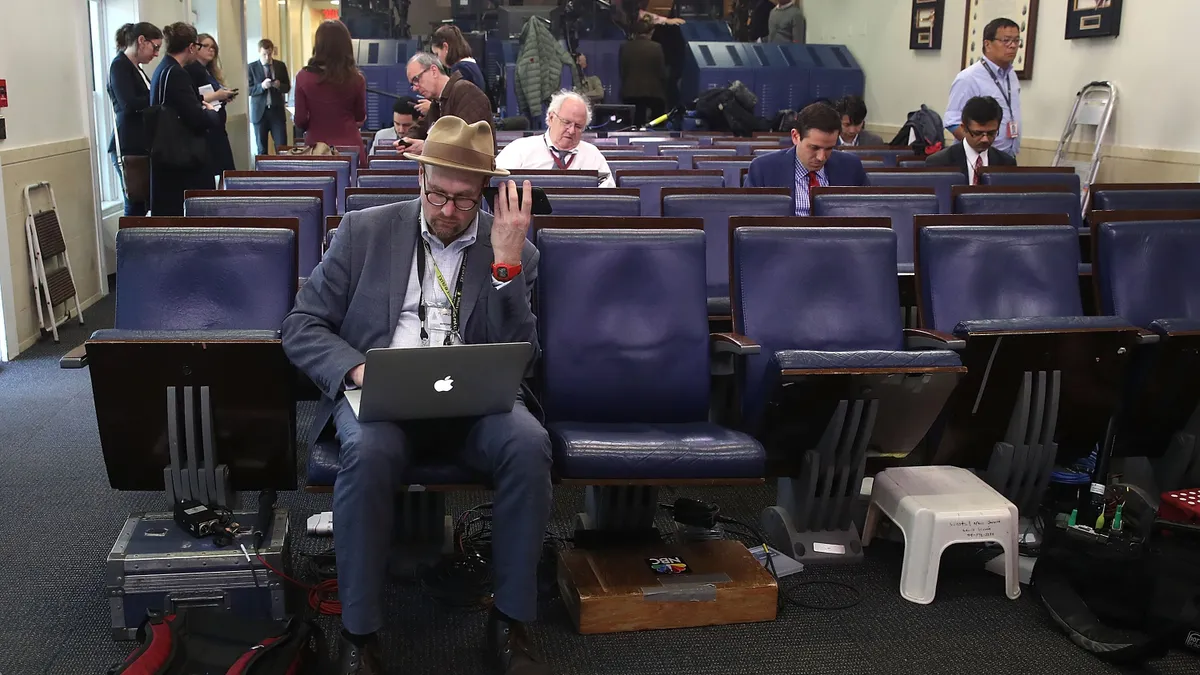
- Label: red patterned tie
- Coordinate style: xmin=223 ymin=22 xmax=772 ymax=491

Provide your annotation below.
xmin=809 ymin=171 xmax=820 ymax=190
xmin=973 ymin=155 xmax=983 ymax=185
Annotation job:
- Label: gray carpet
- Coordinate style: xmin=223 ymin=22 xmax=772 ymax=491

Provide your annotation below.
xmin=1 ymin=295 xmax=1197 ymax=675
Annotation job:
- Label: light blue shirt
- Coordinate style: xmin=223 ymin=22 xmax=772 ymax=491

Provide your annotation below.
xmin=945 ymin=56 xmax=1021 ymax=155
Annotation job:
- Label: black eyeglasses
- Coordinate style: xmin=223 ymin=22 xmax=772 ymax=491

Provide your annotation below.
xmin=965 ymin=127 xmax=1000 ymax=139
xmin=422 ymin=176 xmax=479 ymax=211
xmin=410 ymin=66 xmax=433 ymax=87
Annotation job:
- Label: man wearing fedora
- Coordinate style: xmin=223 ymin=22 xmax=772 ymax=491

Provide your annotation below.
xmin=282 ymin=116 xmax=552 ymax=675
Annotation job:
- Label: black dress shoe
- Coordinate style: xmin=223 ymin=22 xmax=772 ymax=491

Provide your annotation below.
xmin=336 ymin=633 xmax=384 ymax=675
xmin=487 ymin=609 xmax=551 ymax=674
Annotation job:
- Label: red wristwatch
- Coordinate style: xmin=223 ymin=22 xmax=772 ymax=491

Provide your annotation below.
xmin=492 ymin=262 xmax=522 ymax=282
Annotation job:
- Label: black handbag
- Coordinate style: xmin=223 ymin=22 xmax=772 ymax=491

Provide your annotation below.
xmin=144 ymin=66 xmax=208 ymax=170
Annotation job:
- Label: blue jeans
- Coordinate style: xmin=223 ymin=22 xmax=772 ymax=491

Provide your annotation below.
xmin=331 ymin=395 xmax=553 ymax=634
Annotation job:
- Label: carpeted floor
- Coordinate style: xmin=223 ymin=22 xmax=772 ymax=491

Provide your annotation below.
xmin=0 ymin=295 xmax=1196 ymax=675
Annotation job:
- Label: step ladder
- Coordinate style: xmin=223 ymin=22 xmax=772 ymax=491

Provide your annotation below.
xmin=23 ymin=181 xmax=84 ymax=342
xmin=1051 ymin=81 xmax=1117 ymax=215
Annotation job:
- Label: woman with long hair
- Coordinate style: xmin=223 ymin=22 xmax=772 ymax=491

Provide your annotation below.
xmin=107 ymin=22 xmax=162 ymax=215
xmin=188 ymin=33 xmax=237 ymax=182
xmin=430 ymin=25 xmax=485 ymax=92
xmin=148 ymin=22 xmax=220 ymax=215
xmin=294 ymin=19 xmax=367 ymax=165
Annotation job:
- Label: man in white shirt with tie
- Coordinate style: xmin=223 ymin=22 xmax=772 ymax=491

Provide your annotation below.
xmin=926 ymin=96 xmax=1016 ymax=183
xmin=494 ymin=89 xmax=616 ymax=187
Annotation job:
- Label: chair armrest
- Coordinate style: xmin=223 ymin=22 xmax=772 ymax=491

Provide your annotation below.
xmin=711 ymin=332 xmax=761 ymax=356
xmin=1134 ymin=329 xmax=1160 ymax=346
xmin=59 ymin=344 xmax=88 ymax=369
xmin=904 ymin=328 xmax=966 ymax=351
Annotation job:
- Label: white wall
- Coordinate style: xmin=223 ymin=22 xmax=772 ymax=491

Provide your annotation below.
xmin=139 ymin=0 xmax=194 ymax=72
xmin=805 ymin=0 xmax=1200 ymax=154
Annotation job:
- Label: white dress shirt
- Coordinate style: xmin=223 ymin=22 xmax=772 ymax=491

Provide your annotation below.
xmin=388 ymin=211 xmax=509 ymax=349
xmin=963 ymin=141 xmax=988 ymax=186
xmin=494 ymin=134 xmax=616 ymax=188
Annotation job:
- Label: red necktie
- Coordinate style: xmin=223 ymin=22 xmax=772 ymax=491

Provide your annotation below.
xmin=809 ymin=171 xmax=820 ymax=190
xmin=973 ymin=155 xmax=983 ymax=185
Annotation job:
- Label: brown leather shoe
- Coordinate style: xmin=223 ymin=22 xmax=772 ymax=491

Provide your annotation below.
xmin=487 ymin=609 xmax=551 ymax=674
xmin=336 ymin=633 xmax=384 ymax=675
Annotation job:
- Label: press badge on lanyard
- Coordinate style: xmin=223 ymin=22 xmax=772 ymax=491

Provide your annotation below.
xmin=417 ymin=241 xmax=467 ymax=346
xmin=982 ymin=61 xmax=1018 ymax=138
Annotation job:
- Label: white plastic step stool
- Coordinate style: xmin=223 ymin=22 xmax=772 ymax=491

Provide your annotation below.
xmin=862 ymin=465 xmax=1021 ymax=604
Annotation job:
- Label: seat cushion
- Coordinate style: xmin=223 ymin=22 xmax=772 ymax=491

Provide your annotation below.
xmin=307 ymin=438 xmax=483 ymax=487
xmin=774 ymin=349 xmax=962 ymax=371
xmin=1149 ymin=318 xmax=1200 ymax=335
xmin=953 ymin=315 xmax=1132 ymax=335
xmin=549 ymin=422 xmax=765 ymax=479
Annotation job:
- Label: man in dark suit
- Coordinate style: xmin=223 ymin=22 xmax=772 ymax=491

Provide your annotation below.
xmin=926 ymin=96 xmax=1016 ymax=184
xmin=248 ymin=38 xmax=290 ymax=155
xmin=281 ymin=116 xmax=552 ymax=675
xmin=745 ymin=102 xmax=868 ymax=216
xmin=835 ymin=95 xmax=885 ymax=147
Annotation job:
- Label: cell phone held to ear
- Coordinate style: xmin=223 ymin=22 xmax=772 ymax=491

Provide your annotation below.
xmin=483 ymin=184 xmax=553 ymax=216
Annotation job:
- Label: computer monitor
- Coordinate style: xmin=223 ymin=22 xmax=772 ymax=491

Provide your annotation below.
xmin=591 ymin=104 xmax=637 ymax=130
xmin=88 ymin=337 xmax=297 ymax=493
xmin=498 ymin=5 xmax=554 ymax=39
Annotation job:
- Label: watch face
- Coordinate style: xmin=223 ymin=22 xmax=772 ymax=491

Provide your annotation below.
xmin=495 ymin=267 xmax=509 ymax=280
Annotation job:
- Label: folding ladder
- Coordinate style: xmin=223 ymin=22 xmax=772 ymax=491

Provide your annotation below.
xmin=23 ymin=181 xmax=84 ymax=342
xmin=1051 ymin=81 xmax=1117 ymax=214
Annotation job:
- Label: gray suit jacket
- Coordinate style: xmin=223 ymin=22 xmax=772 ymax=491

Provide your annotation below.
xmin=841 ymin=130 xmax=885 ymax=147
xmin=281 ymin=199 xmax=541 ymax=443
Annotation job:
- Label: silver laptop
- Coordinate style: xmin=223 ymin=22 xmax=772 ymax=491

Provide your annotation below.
xmin=344 ymin=342 xmax=534 ymax=422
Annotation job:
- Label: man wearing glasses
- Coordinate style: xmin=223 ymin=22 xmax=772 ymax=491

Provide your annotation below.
xmin=282 ymin=115 xmax=553 ymax=675
xmin=945 ymin=17 xmax=1023 ymax=155
xmin=927 ymin=96 xmax=1016 ymax=184
xmin=401 ymin=52 xmax=493 ymax=155
xmin=494 ymin=90 xmax=616 ymax=187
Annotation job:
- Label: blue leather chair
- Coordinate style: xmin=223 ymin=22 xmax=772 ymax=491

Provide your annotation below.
xmin=628 ymin=137 xmax=694 ymax=156
xmin=543 ymin=189 xmax=641 ymax=217
xmin=254 ymin=156 xmax=352 ymax=214
xmin=606 ymin=159 xmax=679 ymax=174
xmin=344 ymin=188 xmax=418 ymax=212
xmin=366 ymin=158 xmax=419 ymax=171
xmin=812 ymin=188 xmax=940 ymax=272
xmin=730 ymin=224 xmax=963 ymax=562
xmin=1092 ymin=185 xmax=1200 ymax=212
xmin=980 ymin=168 xmax=1081 ymax=199
xmin=357 ymin=170 xmax=420 ymax=189
xmin=695 ymin=158 xmax=754 ymax=189
xmin=916 ymin=224 xmax=1142 ymax=511
xmin=661 ymin=188 xmax=793 ymax=315
xmin=658 ymin=146 xmax=736 ymax=169
xmin=866 ymin=170 xmax=967 ymax=214
xmin=1095 ymin=219 xmax=1200 ymax=470
xmin=490 ymin=172 xmax=599 ymax=189
xmin=617 ymin=170 xmax=726 ymax=216
xmin=598 ymin=149 xmax=651 ymax=159
xmin=184 ymin=193 xmax=324 ymax=278
xmin=840 ymin=148 xmax=920 ymax=168
xmin=536 ymin=226 xmax=765 ymax=530
xmin=954 ymin=186 xmax=1083 ymax=230
xmin=222 ymin=171 xmax=337 ymax=221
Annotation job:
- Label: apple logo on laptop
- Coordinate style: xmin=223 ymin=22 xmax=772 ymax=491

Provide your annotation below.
xmin=434 ymin=376 xmax=454 ymax=393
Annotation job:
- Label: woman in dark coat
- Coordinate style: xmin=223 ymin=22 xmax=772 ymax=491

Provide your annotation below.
xmin=107 ymin=22 xmax=162 ymax=216
xmin=187 ymin=33 xmax=237 ymax=183
xmin=149 ymin=22 xmax=220 ymax=216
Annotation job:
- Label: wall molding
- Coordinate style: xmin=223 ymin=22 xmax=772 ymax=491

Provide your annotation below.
xmin=0 ymin=137 xmax=92 ymax=166
xmin=15 ymin=290 xmax=105 ymax=354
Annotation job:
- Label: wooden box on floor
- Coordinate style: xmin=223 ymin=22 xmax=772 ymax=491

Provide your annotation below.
xmin=557 ymin=539 xmax=778 ymax=634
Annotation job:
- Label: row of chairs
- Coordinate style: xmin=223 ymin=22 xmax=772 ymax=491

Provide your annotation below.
xmin=70 ymin=213 xmax=1200 ymax=560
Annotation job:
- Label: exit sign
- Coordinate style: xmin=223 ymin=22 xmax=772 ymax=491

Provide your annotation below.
xmin=322 ymin=9 xmax=338 ymax=20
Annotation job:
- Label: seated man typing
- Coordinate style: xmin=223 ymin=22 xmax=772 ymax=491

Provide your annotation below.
xmin=282 ymin=116 xmax=553 ymax=675
xmin=495 ymin=89 xmax=616 ymax=187
xmin=369 ymin=96 xmax=419 ymax=154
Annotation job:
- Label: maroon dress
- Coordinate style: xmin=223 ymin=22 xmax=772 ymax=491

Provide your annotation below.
xmin=293 ymin=67 xmax=367 ymax=166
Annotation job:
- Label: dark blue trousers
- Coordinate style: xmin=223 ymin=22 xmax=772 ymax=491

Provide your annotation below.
xmin=332 ymin=395 xmax=553 ymax=635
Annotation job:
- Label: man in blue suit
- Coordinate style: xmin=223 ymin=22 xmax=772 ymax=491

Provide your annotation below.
xmin=745 ymin=102 xmax=868 ymax=216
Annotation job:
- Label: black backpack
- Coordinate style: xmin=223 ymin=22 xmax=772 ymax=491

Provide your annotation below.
xmin=109 ymin=608 xmax=324 ymax=675
xmin=889 ymin=104 xmax=947 ymax=156
xmin=693 ymin=81 xmax=763 ymax=137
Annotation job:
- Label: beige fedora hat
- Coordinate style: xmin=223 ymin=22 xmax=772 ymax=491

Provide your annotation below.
xmin=403 ymin=116 xmax=510 ymax=178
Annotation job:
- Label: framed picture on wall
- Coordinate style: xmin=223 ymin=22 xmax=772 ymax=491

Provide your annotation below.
xmin=911 ymin=0 xmax=947 ymax=50
xmin=962 ymin=0 xmax=1040 ymax=80
xmin=1066 ymin=0 xmax=1122 ymax=39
